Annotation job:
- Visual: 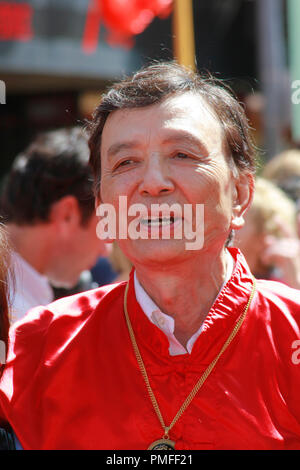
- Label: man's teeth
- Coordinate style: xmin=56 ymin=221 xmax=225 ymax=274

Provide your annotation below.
xmin=141 ymin=217 xmax=175 ymax=226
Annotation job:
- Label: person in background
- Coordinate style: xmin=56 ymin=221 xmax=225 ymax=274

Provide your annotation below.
xmin=262 ymin=148 xmax=300 ymax=238
xmin=234 ymin=177 xmax=300 ymax=288
xmin=0 ymin=127 xmax=107 ymax=322
xmin=262 ymin=149 xmax=300 ymax=200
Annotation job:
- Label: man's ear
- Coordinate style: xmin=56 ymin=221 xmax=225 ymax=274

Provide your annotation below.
xmin=231 ymin=172 xmax=255 ymax=231
xmin=49 ymin=196 xmax=81 ymax=233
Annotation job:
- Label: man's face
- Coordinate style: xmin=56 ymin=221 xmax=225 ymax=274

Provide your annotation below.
xmin=99 ymin=92 xmax=249 ymax=267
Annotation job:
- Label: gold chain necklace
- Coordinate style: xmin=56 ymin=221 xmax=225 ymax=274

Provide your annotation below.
xmin=123 ymin=277 xmax=256 ymax=450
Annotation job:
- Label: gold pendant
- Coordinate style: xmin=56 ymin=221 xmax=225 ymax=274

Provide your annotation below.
xmin=148 ymin=438 xmax=176 ymax=450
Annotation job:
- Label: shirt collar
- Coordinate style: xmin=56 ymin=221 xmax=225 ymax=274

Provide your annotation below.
xmin=134 ymin=250 xmax=234 ymax=355
xmin=11 ymin=251 xmax=54 ymax=321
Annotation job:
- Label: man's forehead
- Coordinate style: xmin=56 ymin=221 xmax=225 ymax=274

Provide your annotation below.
xmin=160 ymin=92 xmax=218 ymax=120
xmin=107 ymin=91 xmax=217 ymax=120
xmin=101 ymin=92 xmax=223 ymax=142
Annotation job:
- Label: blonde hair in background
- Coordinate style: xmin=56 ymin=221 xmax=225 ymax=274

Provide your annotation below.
xmin=250 ymin=177 xmax=297 ymax=238
xmin=262 ymin=149 xmax=300 ymax=184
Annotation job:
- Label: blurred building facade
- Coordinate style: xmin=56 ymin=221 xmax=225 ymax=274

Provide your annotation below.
xmin=0 ymin=0 xmax=288 ymax=177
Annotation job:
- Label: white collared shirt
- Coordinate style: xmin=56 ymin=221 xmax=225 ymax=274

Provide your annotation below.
xmin=134 ymin=251 xmax=234 ymax=356
xmin=10 ymin=251 xmax=54 ymax=323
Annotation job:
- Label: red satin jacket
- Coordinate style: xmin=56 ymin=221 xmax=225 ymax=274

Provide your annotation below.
xmin=0 ymin=248 xmax=300 ymax=450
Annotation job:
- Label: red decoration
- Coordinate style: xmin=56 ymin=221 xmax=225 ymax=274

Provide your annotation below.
xmin=82 ymin=0 xmax=172 ymax=53
xmin=0 ymin=2 xmax=33 ymax=41
xmin=82 ymin=0 xmax=102 ymax=54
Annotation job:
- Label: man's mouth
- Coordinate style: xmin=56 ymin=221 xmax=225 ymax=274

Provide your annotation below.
xmin=140 ymin=216 xmax=176 ymax=227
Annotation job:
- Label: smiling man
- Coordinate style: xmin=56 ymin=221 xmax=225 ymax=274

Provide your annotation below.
xmin=0 ymin=62 xmax=300 ymax=450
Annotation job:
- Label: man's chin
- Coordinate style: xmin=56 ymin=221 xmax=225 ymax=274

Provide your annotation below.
xmin=124 ymin=239 xmax=193 ymax=264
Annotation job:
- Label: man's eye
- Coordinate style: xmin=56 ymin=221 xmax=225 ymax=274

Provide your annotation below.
xmin=175 ymin=152 xmax=189 ymax=159
xmin=115 ymin=159 xmax=133 ymax=169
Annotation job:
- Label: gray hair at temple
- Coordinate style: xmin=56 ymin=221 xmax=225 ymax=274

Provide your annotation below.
xmin=87 ymin=61 xmax=256 ymax=196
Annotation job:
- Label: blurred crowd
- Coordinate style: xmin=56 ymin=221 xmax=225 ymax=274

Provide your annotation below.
xmin=235 ymin=149 xmax=300 ymax=289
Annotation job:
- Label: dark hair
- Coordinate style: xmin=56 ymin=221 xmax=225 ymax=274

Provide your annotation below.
xmin=87 ymin=61 xmax=256 ymax=195
xmin=0 ymin=224 xmax=11 ymax=377
xmin=0 ymin=127 xmax=95 ymax=225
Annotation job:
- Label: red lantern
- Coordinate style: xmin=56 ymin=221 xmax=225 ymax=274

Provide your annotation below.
xmin=82 ymin=0 xmax=172 ymax=52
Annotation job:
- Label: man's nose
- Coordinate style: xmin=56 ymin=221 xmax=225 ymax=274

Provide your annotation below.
xmin=138 ymin=155 xmax=174 ymax=196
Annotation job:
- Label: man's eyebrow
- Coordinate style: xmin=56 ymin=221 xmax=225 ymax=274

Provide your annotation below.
xmin=161 ymin=132 xmax=209 ymax=155
xmin=106 ymin=132 xmax=210 ymax=158
xmin=106 ymin=141 xmax=140 ymax=159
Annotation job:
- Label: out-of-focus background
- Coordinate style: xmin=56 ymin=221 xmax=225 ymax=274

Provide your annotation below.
xmin=1 ymin=0 xmax=300 ymax=172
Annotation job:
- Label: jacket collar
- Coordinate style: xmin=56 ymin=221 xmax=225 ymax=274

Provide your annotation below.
xmin=125 ymin=248 xmax=254 ymax=362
